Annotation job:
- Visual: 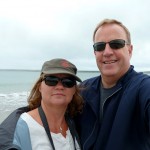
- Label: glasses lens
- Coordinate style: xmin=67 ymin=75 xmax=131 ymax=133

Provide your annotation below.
xmin=62 ymin=78 xmax=76 ymax=88
xmin=44 ymin=76 xmax=58 ymax=86
xmin=43 ymin=76 xmax=76 ymax=88
xmin=109 ymin=39 xmax=125 ymax=49
xmin=93 ymin=42 xmax=106 ymax=51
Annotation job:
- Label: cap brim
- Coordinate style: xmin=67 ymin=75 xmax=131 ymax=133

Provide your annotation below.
xmin=42 ymin=70 xmax=82 ymax=82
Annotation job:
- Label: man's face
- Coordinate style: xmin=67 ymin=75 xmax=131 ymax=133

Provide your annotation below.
xmin=94 ymin=24 xmax=133 ymax=80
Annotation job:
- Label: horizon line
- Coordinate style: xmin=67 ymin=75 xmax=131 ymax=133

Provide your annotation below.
xmin=0 ymin=68 xmax=100 ymax=72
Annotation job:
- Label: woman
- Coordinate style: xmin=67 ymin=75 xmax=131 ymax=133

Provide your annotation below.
xmin=0 ymin=58 xmax=83 ymax=150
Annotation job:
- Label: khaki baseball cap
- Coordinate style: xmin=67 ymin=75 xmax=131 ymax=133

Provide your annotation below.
xmin=41 ymin=58 xmax=82 ymax=82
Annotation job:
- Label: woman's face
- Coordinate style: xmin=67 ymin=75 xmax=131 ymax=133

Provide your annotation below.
xmin=39 ymin=74 xmax=76 ymax=108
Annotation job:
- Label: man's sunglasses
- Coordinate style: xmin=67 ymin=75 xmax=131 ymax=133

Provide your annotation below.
xmin=42 ymin=76 xmax=76 ymax=88
xmin=93 ymin=39 xmax=129 ymax=52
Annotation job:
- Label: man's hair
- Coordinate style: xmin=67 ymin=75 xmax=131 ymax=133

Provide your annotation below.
xmin=93 ymin=19 xmax=131 ymax=44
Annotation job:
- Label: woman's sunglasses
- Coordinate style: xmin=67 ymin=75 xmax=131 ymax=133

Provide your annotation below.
xmin=42 ymin=76 xmax=76 ymax=88
xmin=93 ymin=39 xmax=130 ymax=52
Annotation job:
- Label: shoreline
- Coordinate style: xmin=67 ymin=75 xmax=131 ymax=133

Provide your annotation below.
xmin=0 ymin=69 xmax=150 ymax=73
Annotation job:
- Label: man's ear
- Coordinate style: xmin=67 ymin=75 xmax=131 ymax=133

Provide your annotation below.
xmin=129 ymin=44 xmax=133 ymax=58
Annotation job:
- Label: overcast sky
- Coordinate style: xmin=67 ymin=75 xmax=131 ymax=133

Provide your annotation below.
xmin=0 ymin=0 xmax=150 ymax=71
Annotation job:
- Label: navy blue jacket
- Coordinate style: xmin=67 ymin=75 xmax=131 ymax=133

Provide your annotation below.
xmin=75 ymin=66 xmax=150 ymax=150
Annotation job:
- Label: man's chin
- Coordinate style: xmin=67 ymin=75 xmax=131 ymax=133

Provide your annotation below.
xmin=101 ymin=70 xmax=117 ymax=77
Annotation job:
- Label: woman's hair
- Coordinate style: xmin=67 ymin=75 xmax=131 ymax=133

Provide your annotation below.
xmin=27 ymin=74 xmax=84 ymax=117
xmin=27 ymin=76 xmax=43 ymax=110
xmin=93 ymin=18 xmax=131 ymax=44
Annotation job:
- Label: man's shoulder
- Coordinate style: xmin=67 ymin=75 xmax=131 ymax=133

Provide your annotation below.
xmin=137 ymin=72 xmax=150 ymax=87
xmin=81 ymin=75 xmax=100 ymax=85
xmin=134 ymin=72 xmax=150 ymax=82
xmin=123 ymin=71 xmax=150 ymax=91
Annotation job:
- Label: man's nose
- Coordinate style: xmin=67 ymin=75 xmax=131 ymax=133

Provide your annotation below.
xmin=103 ymin=43 xmax=114 ymax=55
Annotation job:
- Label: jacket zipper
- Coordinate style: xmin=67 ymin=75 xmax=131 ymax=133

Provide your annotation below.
xmin=101 ymin=87 xmax=122 ymax=121
xmin=83 ymin=87 xmax=122 ymax=149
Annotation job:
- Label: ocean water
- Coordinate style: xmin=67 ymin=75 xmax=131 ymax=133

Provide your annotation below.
xmin=0 ymin=69 xmax=100 ymax=123
xmin=1 ymin=69 xmax=150 ymax=123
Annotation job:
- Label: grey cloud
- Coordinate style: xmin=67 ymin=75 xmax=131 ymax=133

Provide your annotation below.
xmin=0 ymin=0 xmax=150 ymax=71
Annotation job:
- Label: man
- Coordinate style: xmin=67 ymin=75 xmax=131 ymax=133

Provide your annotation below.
xmin=75 ymin=19 xmax=150 ymax=150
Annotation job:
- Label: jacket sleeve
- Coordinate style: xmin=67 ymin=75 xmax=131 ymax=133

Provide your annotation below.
xmin=13 ymin=118 xmax=32 ymax=150
xmin=139 ymin=76 xmax=150 ymax=133
xmin=0 ymin=107 xmax=30 ymax=150
xmin=0 ymin=110 xmax=22 ymax=150
xmin=147 ymin=105 xmax=150 ymax=133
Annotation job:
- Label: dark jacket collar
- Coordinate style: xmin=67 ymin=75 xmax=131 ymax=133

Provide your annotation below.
xmin=81 ymin=66 xmax=137 ymax=117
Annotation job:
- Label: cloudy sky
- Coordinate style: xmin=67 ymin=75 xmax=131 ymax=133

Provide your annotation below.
xmin=0 ymin=0 xmax=150 ymax=71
